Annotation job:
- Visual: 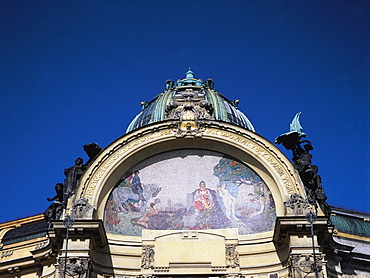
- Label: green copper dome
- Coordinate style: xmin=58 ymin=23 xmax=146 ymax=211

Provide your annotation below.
xmin=126 ymin=70 xmax=255 ymax=133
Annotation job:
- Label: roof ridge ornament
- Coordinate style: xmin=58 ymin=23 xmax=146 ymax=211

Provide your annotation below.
xmin=126 ymin=71 xmax=255 ymax=133
xmin=176 ymin=68 xmax=203 ymax=87
xmin=186 ymin=67 xmax=194 ymax=79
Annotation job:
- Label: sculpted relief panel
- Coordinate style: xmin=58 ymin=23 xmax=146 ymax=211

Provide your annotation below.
xmin=104 ymin=149 xmax=276 ymax=236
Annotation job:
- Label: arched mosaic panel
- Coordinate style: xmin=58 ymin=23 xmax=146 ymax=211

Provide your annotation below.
xmin=104 ymin=149 xmax=276 ymax=236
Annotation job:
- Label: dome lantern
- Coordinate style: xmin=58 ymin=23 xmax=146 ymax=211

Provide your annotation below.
xmin=126 ymin=70 xmax=255 ymax=133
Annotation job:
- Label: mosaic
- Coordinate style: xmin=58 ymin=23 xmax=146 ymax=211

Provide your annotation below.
xmin=104 ymin=149 xmax=276 ymax=236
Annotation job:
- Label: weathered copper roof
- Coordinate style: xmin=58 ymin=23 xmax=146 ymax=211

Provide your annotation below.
xmin=126 ymin=70 xmax=255 ymax=133
xmin=330 ymin=214 xmax=370 ymax=238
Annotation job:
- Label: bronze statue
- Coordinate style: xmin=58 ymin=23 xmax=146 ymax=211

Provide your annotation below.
xmin=83 ymin=143 xmax=102 ymax=165
xmin=63 ymin=157 xmax=84 ymax=204
xmin=276 ymin=113 xmax=330 ymax=215
xmin=44 ymin=183 xmax=65 ymax=222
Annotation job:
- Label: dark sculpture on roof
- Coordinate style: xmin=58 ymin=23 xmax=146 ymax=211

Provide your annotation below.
xmin=44 ymin=143 xmax=102 ymax=223
xmin=44 ymin=183 xmax=65 ymax=222
xmin=83 ymin=143 xmax=102 ymax=165
xmin=63 ymin=157 xmax=84 ymax=203
xmin=46 ymin=183 xmax=64 ymax=203
xmin=63 ymin=143 xmax=101 ymax=204
xmin=275 ymin=113 xmax=330 ymax=216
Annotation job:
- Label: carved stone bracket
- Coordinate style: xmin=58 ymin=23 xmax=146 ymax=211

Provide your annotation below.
xmin=285 ymin=193 xmax=311 ymax=215
xmin=290 ymin=254 xmax=323 ymax=278
xmin=226 ymin=244 xmax=239 ymax=268
xmin=141 ymin=246 xmax=155 ymax=270
xmin=58 ymin=257 xmax=90 ymax=278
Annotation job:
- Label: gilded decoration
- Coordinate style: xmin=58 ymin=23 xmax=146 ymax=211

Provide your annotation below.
xmin=165 ymin=87 xmax=213 ymax=137
xmin=104 ymin=149 xmax=276 ymax=236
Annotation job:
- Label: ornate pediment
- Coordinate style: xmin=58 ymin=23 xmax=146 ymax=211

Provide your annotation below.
xmin=166 ymin=88 xmax=214 ymax=137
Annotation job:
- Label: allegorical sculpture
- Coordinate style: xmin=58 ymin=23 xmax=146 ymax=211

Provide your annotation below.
xmin=44 ymin=183 xmax=65 ymax=222
xmin=44 ymin=143 xmax=102 ymax=223
xmin=63 ymin=143 xmax=102 ymax=205
xmin=275 ymin=113 xmax=330 ymax=215
xmin=63 ymin=157 xmax=84 ymax=204
xmin=83 ymin=142 xmax=102 ymax=165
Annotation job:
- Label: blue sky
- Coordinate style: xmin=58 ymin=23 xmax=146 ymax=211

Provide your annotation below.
xmin=0 ymin=0 xmax=369 ymax=222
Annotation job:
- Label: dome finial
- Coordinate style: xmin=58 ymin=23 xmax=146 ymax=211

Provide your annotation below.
xmin=186 ymin=67 xmax=194 ymax=79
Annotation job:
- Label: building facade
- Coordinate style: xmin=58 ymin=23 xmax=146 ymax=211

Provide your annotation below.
xmin=0 ymin=71 xmax=369 ymax=278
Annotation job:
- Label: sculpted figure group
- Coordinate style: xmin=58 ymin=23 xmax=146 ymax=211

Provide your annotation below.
xmin=44 ymin=143 xmax=102 ymax=222
xmin=275 ymin=113 xmax=330 ymax=215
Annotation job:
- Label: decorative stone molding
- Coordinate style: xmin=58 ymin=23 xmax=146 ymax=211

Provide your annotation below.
xmin=226 ymin=244 xmax=239 ymax=268
xmin=7 ymin=266 xmax=20 ymax=273
xmin=211 ymin=266 xmax=227 ymax=272
xmin=224 ymin=274 xmax=243 ymax=278
xmin=77 ymin=121 xmax=304 ymax=218
xmin=202 ymin=126 xmax=300 ymax=195
xmin=58 ymin=257 xmax=89 ymax=278
xmin=285 ymin=193 xmax=311 ymax=215
xmin=164 ymin=88 xmax=213 ymax=138
xmin=141 ymin=245 xmax=155 ymax=270
xmin=1 ymin=250 xmax=13 ymax=258
xmin=290 ymin=254 xmax=323 ymax=278
xmin=154 ymin=267 xmax=169 ymax=272
xmin=71 ymin=198 xmax=94 ymax=219
xmin=173 ymin=120 xmax=205 ymax=138
xmin=34 ymin=240 xmax=49 ymax=250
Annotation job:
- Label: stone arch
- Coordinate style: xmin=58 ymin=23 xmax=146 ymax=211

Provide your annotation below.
xmin=75 ymin=122 xmax=305 ymax=226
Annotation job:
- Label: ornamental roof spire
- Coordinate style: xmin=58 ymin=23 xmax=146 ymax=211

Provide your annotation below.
xmin=126 ymin=70 xmax=255 ymax=133
xmin=186 ymin=67 xmax=194 ymax=79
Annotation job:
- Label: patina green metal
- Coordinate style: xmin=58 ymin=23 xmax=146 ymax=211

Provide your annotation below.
xmin=290 ymin=112 xmax=306 ymax=138
xmin=126 ymin=70 xmax=255 ymax=133
xmin=330 ymin=214 xmax=370 ymax=238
